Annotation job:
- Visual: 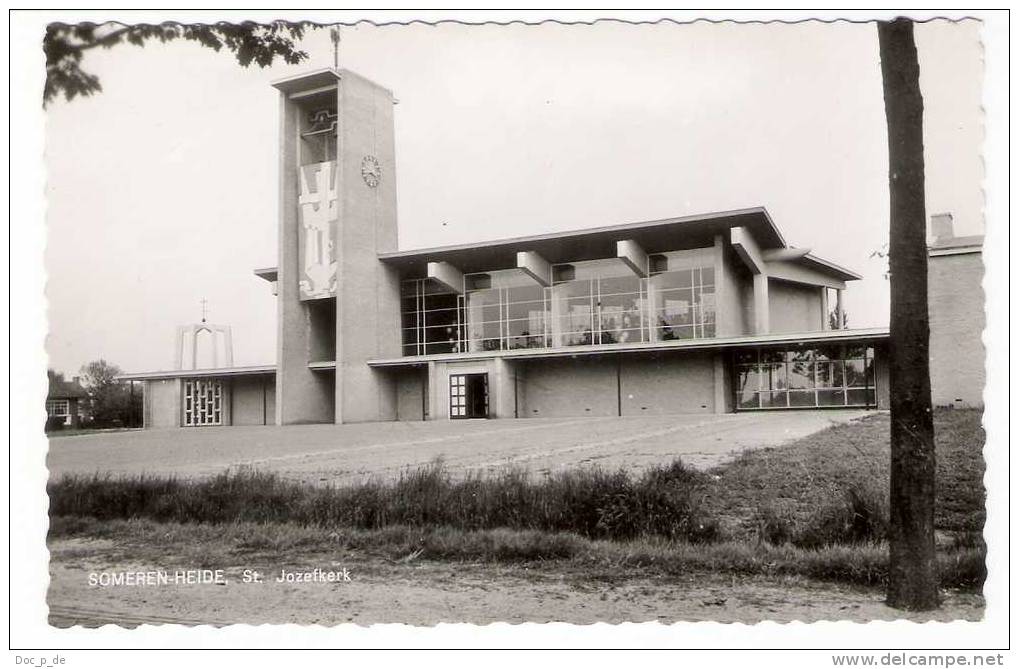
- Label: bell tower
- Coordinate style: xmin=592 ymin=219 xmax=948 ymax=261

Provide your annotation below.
xmin=272 ymin=68 xmax=401 ymax=424
xmin=174 ymin=300 xmax=233 ymax=370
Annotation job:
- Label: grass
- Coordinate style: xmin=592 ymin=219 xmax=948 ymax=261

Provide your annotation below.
xmin=47 ymin=408 xmax=986 ymax=590
xmin=701 ymin=409 xmax=985 ymax=542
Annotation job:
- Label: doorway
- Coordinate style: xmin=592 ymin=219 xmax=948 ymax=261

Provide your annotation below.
xmin=449 ymin=373 xmax=489 ymax=419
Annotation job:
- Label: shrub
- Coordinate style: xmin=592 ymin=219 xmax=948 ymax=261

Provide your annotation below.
xmin=753 ymin=502 xmax=795 ymax=545
xmin=793 ymin=478 xmax=888 ymax=549
xmin=47 ymin=459 xmax=716 ymax=543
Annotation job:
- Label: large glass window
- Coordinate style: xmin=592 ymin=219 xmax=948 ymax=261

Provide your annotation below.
xmin=399 ymin=245 xmax=718 ymax=357
xmin=552 ymin=272 xmax=595 ymax=347
xmin=504 ymin=283 xmax=549 ymax=350
xmin=552 ymin=259 xmax=648 ymax=347
xmin=734 ymin=345 xmax=878 ymax=410
xmin=826 ymin=287 xmax=843 ymax=330
xmin=465 ymin=278 xmax=503 ymax=352
xmin=401 ymin=279 xmax=463 ymax=355
xmin=464 ymin=270 xmax=550 ymax=352
xmin=649 ymin=249 xmax=716 ymax=341
xmin=597 ymin=274 xmax=646 ymax=345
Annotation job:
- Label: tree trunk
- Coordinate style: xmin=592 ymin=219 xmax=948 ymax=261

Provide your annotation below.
xmin=877 ymin=18 xmax=940 ymax=611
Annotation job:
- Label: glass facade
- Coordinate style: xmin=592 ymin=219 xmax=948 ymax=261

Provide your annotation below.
xmin=648 ymin=249 xmax=716 ymax=341
xmin=400 ymin=279 xmax=463 ymax=356
xmin=734 ymin=345 xmax=877 ymax=410
xmin=466 ymin=270 xmax=549 ymax=352
xmin=399 ymin=248 xmax=717 ymax=356
xmin=552 ymin=259 xmax=648 ymax=347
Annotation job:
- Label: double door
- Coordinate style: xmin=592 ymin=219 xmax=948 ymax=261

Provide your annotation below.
xmin=449 ymin=373 xmax=489 ymax=419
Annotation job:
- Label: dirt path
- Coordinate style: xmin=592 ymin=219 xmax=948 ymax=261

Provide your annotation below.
xmin=47 ymin=411 xmax=870 ymax=485
xmin=48 ymin=538 xmax=982 ymax=626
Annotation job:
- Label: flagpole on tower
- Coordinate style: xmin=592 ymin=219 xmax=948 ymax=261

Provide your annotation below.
xmin=331 ymin=26 xmax=340 ymax=70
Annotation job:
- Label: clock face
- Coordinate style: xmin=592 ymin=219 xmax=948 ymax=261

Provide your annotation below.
xmin=361 ymin=155 xmax=381 ymax=188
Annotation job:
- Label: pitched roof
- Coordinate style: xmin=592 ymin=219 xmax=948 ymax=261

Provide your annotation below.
xmin=47 ymin=375 xmax=87 ymax=399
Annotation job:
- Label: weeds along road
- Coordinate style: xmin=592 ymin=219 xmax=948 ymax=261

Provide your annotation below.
xmin=47 ymin=411 xmax=870 ymax=485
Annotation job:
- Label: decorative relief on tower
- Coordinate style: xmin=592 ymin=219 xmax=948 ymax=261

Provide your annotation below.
xmin=361 ymin=155 xmax=381 ymax=188
xmin=298 ymin=160 xmax=339 ymax=300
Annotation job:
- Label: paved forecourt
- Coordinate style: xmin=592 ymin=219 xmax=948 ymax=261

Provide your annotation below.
xmin=47 ymin=410 xmax=870 ymax=485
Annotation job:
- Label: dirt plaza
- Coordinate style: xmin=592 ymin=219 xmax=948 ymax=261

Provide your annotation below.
xmin=47 ymin=410 xmax=869 ymax=485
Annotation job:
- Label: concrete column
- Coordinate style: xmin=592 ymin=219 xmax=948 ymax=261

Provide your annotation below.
xmin=712 ymin=234 xmax=730 ymax=336
xmin=142 ymin=380 xmax=151 ymax=428
xmin=712 ymin=353 xmax=728 ymax=414
xmin=820 ymin=287 xmax=830 ymax=330
xmin=172 ymin=378 xmax=183 ymax=428
xmin=222 ymin=378 xmax=232 ymax=426
xmin=427 ymin=361 xmax=441 ymax=421
xmin=492 ymin=357 xmax=517 ymax=418
xmin=836 ymin=289 xmax=845 ymax=329
xmin=753 ymin=273 xmax=770 ymax=335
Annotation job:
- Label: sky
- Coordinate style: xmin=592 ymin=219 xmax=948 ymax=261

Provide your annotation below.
xmin=43 ymin=19 xmax=985 ymax=375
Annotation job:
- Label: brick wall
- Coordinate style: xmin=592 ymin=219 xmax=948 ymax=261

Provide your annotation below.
xmin=927 ymin=250 xmax=985 ymax=407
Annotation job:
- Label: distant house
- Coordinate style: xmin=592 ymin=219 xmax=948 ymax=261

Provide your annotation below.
xmin=46 ymin=371 xmax=87 ymax=429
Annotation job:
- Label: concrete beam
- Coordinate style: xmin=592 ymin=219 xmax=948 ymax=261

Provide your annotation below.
xmin=427 ymin=261 xmax=464 ymax=294
xmin=753 ymin=273 xmax=770 ymax=335
xmin=616 ymin=239 xmax=649 ymax=277
xmin=730 ymin=226 xmax=766 ymax=275
xmin=516 ymin=251 xmax=552 ymax=286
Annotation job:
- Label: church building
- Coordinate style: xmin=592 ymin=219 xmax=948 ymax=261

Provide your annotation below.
xmin=123 ymin=67 xmax=896 ymax=427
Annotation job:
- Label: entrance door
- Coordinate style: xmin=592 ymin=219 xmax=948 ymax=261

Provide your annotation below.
xmin=449 ymin=373 xmax=489 ymax=419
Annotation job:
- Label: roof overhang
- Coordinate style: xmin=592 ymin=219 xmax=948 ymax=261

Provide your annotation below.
xmin=117 ymin=365 xmax=276 ymax=381
xmin=254 ymin=267 xmax=278 ymax=282
xmin=271 ymin=68 xmax=340 ymax=95
xmin=797 ymin=253 xmax=862 ymax=282
xmin=378 ymin=207 xmax=787 ymax=275
xmin=366 ymin=327 xmax=890 ymax=368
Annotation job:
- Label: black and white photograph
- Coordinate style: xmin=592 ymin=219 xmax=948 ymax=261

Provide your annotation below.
xmin=8 ymin=7 xmax=1010 ymax=657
